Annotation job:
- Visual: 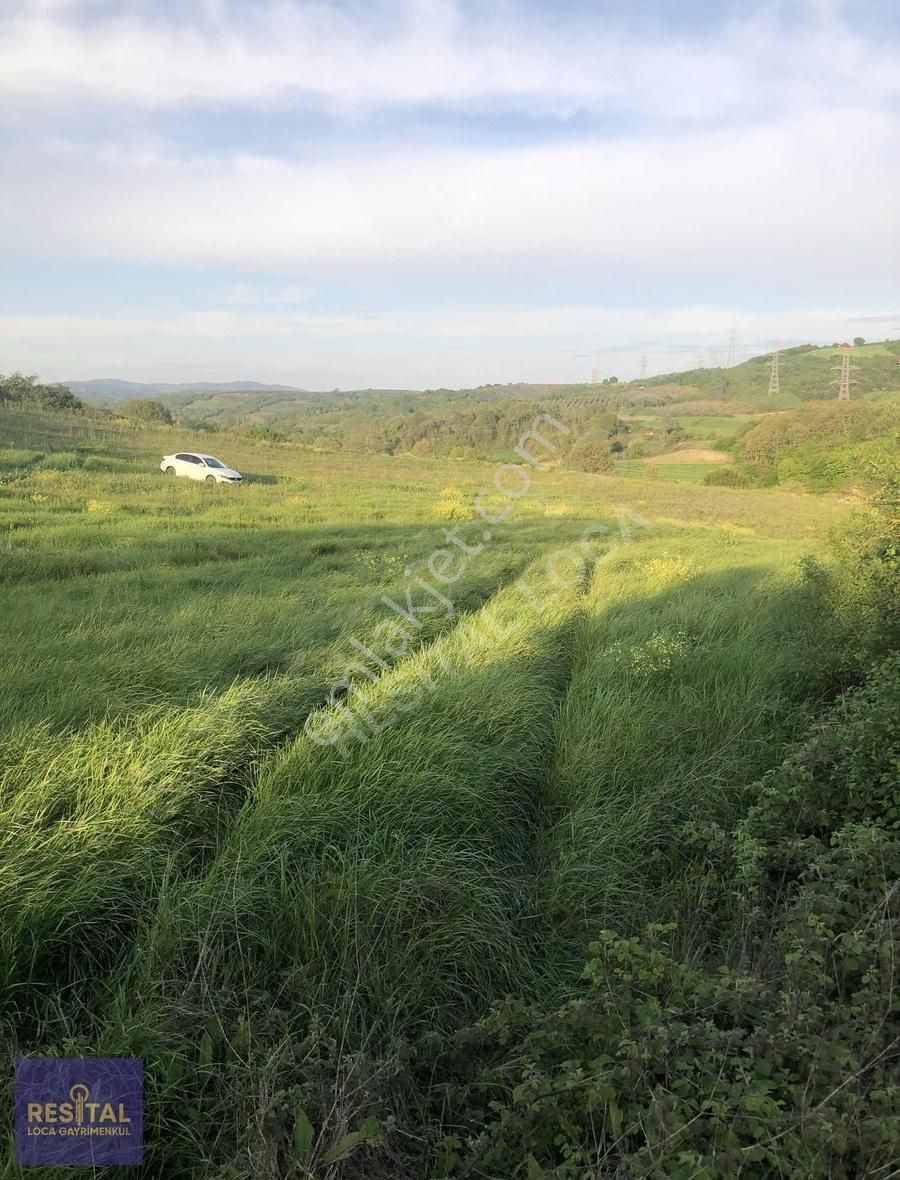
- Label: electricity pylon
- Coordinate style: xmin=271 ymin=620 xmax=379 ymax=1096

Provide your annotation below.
xmin=835 ymin=346 xmax=855 ymax=400
xmin=727 ymin=327 xmax=737 ymax=367
xmin=768 ymin=343 xmax=781 ymax=397
xmin=639 ymin=353 xmax=648 ymax=380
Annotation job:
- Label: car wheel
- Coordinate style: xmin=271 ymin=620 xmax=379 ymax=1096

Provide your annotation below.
xmin=205 ymin=474 xmax=217 ymax=483
xmin=165 ymin=466 xmax=175 ymax=475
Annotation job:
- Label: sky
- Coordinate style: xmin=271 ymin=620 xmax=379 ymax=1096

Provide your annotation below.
xmin=1 ymin=0 xmax=898 ymax=388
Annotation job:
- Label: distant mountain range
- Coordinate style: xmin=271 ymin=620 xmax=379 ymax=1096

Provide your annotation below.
xmin=66 ymin=378 xmax=306 ymax=404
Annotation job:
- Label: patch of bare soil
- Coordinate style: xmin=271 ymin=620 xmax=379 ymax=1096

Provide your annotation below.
xmin=646 ymin=448 xmax=730 ymax=464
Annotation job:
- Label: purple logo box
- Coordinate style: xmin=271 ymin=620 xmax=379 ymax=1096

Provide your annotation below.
xmin=15 ymin=1057 xmax=143 ymax=1166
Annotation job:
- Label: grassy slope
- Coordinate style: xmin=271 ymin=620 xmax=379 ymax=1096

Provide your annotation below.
xmin=0 ymin=408 xmax=868 ymax=1176
xmin=640 ymin=339 xmax=900 ymax=407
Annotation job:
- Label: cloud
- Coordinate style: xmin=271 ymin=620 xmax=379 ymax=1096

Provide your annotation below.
xmin=0 ymin=0 xmax=897 ymax=120
xmin=0 ymin=303 xmax=886 ymax=343
xmin=218 ymin=283 xmax=315 ymax=306
xmin=1 ymin=1 xmax=898 ymax=385
xmin=1 ymin=302 xmax=893 ymax=387
xmin=3 ymin=109 xmax=897 ymax=291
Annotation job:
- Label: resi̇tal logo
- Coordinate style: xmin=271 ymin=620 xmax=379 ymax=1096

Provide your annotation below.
xmin=15 ymin=1058 xmax=143 ymax=1166
xmin=26 ymin=1080 xmax=133 ymax=1131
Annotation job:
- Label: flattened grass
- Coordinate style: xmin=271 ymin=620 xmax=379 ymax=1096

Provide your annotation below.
xmin=540 ymin=532 xmax=837 ymax=952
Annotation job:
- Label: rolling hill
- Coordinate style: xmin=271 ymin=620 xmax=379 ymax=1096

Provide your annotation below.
xmin=66 ymin=378 xmax=307 ymax=403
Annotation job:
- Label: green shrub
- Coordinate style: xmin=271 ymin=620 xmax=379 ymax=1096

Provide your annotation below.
xmin=567 ymin=436 xmax=614 ymax=473
xmin=245 ymin=424 xmax=287 ymax=443
xmin=433 ymin=653 xmax=900 ymax=1179
xmin=702 ymin=466 xmax=750 ymax=487
xmin=119 ymin=398 xmax=174 ymax=425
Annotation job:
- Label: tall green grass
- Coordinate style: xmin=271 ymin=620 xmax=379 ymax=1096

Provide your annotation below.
xmin=539 ymin=532 xmax=838 ymax=953
xmin=7 ymin=561 xmax=592 ymax=1175
xmin=122 ymin=560 xmax=589 ymax=1026
xmin=0 ymin=539 xmax=565 ymax=1033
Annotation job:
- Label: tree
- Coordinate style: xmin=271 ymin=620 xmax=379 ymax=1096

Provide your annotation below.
xmin=42 ymin=384 xmax=83 ymax=410
xmin=0 ymin=372 xmax=41 ymax=401
xmin=0 ymin=372 xmax=82 ymax=410
xmin=568 ymin=436 xmax=615 ymax=474
xmin=853 ymin=336 xmax=866 ymax=347
xmin=120 ymin=398 xmax=173 ymax=425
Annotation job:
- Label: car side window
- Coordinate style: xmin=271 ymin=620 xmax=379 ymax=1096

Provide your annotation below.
xmin=175 ymin=453 xmax=191 ymax=462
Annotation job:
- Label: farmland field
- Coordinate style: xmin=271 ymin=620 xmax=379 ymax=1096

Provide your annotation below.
xmin=613 ymin=457 xmax=731 ymax=482
xmin=2 ymin=406 xmax=898 ymax=1178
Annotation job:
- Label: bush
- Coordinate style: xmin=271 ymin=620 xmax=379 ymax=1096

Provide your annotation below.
xmin=245 ymin=425 xmax=287 ymax=443
xmin=567 ymin=437 xmax=614 ymax=473
xmin=120 ymin=398 xmax=173 ymax=425
xmin=702 ymin=466 xmax=751 ymax=487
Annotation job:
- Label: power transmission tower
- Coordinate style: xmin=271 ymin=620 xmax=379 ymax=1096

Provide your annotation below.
xmin=591 ymin=366 xmax=599 ymax=385
xmin=767 ymin=343 xmax=781 ymax=397
xmin=834 ymin=346 xmax=855 ymax=400
xmin=639 ymin=353 xmax=648 ymax=380
xmin=696 ymin=352 xmax=705 ymax=369
xmin=727 ymin=327 xmax=737 ymax=368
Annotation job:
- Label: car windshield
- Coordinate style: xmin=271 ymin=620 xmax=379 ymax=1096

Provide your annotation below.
xmin=201 ymin=456 xmax=225 ymax=468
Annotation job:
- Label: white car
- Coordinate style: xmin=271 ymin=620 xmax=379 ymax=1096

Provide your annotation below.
xmin=160 ymin=452 xmax=243 ymax=484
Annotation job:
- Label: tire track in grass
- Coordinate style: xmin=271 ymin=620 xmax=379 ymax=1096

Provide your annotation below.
xmin=0 ymin=557 xmax=535 ymax=1036
xmin=135 ymin=558 xmax=589 ymax=1023
xmin=533 ymin=537 xmax=830 ymax=967
xmin=53 ymin=557 xmax=605 ymax=1176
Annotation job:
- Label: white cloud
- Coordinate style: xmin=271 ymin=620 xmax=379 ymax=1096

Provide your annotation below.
xmin=3 ymin=109 xmax=897 ymax=287
xmin=0 ymin=0 xmax=896 ymax=119
xmin=1 ymin=302 xmax=892 ymax=387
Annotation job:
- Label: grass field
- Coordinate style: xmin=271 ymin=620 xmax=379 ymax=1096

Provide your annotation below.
xmin=614 ymin=457 xmax=731 ymax=482
xmin=3 ymin=407 xmax=895 ymax=1177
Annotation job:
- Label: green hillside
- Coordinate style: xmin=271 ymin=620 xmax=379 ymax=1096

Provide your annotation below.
xmin=641 ymin=339 xmax=900 ymax=407
xmin=137 ymin=340 xmax=900 ymax=466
